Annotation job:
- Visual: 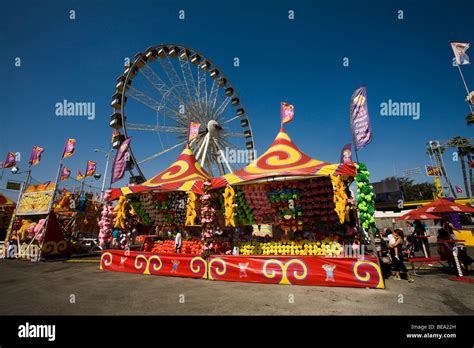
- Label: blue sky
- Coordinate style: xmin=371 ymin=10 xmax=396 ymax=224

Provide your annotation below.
xmin=1 ymin=0 xmax=473 ymax=200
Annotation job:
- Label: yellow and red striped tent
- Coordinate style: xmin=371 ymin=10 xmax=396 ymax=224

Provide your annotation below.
xmin=109 ymin=145 xmax=211 ymax=200
xmin=211 ymin=128 xmax=356 ymax=188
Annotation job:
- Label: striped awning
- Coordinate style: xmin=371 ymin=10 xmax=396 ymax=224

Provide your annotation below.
xmin=109 ymin=145 xmax=211 ymax=200
xmin=212 ymin=128 xmax=356 ymax=189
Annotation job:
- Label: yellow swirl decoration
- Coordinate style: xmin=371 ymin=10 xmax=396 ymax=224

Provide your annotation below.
xmin=56 ymin=241 xmax=68 ymax=253
xmin=263 ymin=259 xmax=308 ymax=285
xmin=208 ymin=258 xmax=227 ymax=280
xmin=160 ymin=160 xmax=190 ymax=180
xmin=134 ymin=254 xmax=162 ymax=275
xmin=41 ymin=242 xmax=54 ymax=254
xmin=100 ymin=252 xmax=113 ymax=270
xmin=41 ymin=241 xmax=68 ymax=255
xmin=352 ymin=260 xmax=384 ymax=289
xmin=190 ymin=257 xmax=208 ymax=279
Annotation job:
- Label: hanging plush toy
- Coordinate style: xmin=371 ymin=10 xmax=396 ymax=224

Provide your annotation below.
xmin=186 ymin=191 xmax=198 ymax=226
xmin=200 ymin=181 xmax=217 ymax=258
xmin=223 ymin=185 xmax=235 ymax=227
xmin=355 ymin=163 xmax=376 ymax=232
xmin=98 ymin=198 xmax=116 ymax=249
xmin=114 ymin=195 xmax=128 ymax=229
xmin=330 ymin=174 xmax=349 ymax=224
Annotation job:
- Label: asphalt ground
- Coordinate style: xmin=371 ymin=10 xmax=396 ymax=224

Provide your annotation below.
xmin=0 ymin=259 xmax=472 ymax=315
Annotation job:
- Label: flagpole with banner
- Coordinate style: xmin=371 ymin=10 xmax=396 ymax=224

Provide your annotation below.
xmin=280 ymin=102 xmax=295 ymax=128
xmin=349 ymin=86 xmax=372 ymax=162
xmin=38 ymin=139 xmax=76 ymax=261
xmin=450 ymin=41 xmax=473 ymax=113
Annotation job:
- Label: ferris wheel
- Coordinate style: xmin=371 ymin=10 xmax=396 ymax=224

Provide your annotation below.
xmin=109 ymin=44 xmax=256 ymax=183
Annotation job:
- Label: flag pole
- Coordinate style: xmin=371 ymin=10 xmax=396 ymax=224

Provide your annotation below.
xmin=37 ymin=154 xmax=63 ymax=261
xmin=455 ymin=63 xmax=474 ymax=112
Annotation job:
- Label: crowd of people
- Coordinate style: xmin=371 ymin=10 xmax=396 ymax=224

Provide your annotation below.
xmin=378 ymin=218 xmax=473 ymax=282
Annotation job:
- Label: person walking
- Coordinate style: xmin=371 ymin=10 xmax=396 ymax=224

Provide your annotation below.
xmin=175 ymin=230 xmax=183 ymax=253
xmin=389 ymin=229 xmax=414 ymax=283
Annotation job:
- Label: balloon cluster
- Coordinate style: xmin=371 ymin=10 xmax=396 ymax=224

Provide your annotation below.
xmin=267 ymin=183 xmax=303 ymax=231
xmin=355 ymin=163 xmax=376 ymax=231
xmin=223 ymin=186 xmax=235 ymax=227
xmin=299 ymin=178 xmax=338 ymax=225
xmin=130 ymin=202 xmax=153 ymax=226
xmin=200 ymin=181 xmax=216 ymax=257
xmin=98 ymin=195 xmax=116 ymax=249
xmin=233 ymin=187 xmax=256 ymax=225
xmin=242 ymin=185 xmax=272 ymax=224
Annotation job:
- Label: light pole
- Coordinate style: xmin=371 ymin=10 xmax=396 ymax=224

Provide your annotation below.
xmin=94 ymin=148 xmax=113 ymax=202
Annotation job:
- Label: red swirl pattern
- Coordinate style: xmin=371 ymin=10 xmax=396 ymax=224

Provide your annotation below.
xmin=146 ymin=147 xmax=210 ymax=186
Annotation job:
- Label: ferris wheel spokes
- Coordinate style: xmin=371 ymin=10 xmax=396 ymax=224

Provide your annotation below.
xmin=138 ymin=140 xmax=187 ymax=165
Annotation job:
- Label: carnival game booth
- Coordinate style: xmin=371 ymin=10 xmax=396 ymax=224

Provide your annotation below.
xmin=101 ymin=145 xmax=211 ymax=278
xmin=0 ymin=193 xmax=15 ymax=242
xmin=101 ymin=130 xmax=385 ymax=289
xmin=54 ymin=189 xmax=103 ymax=254
xmin=206 ymin=128 xmax=383 ymax=288
xmin=5 ymin=183 xmax=69 ymax=260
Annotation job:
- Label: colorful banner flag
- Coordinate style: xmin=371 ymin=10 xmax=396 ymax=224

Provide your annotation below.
xmin=76 ymin=171 xmax=85 ymax=181
xmin=455 ymin=185 xmax=463 ymax=194
xmin=29 ymin=146 xmax=45 ymax=167
xmin=340 ymin=144 xmax=353 ymax=163
xmin=85 ymin=160 xmax=97 ymax=177
xmin=350 ymin=86 xmax=372 ymax=150
xmin=60 ymin=166 xmax=71 ymax=181
xmin=425 ymin=165 xmax=443 ymax=177
xmin=280 ymin=102 xmax=295 ymax=125
xmin=450 ymin=41 xmax=470 ymax=65
xmin=4 ymin=152 xmax=16 ymax=168
xmin=111 ymin=138 xmax=132 ymax=184
xmin=62 ymin=139 xmax=76 ymax=159
xmin=188 ymin=122 xmax=201 ymax=141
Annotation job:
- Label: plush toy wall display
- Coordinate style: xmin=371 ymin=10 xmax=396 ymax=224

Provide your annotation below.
xmin=130 ymin=201 xmax=153 ymax=226
xmin=267 ymin=183 xmax=303 ymax=232
xmin=233 ymin=187 xmax=256 ymax=226
xmin=242 ymin=184 xmax=273 ymax=224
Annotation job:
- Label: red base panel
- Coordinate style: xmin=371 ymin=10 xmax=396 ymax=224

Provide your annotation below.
xmin=100 ymin=250 xmax=385 ymax=289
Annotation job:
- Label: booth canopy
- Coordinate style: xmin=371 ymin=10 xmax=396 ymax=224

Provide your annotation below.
xmin=398 ymin=211 xmax=441 ymax=220
xmin=212 ymin=128 xmax=356 ymax=188
xmin=414 ymin=198 xmax=474 ymax=214
xmin=109 ymin=145 xmax=211 ymax=200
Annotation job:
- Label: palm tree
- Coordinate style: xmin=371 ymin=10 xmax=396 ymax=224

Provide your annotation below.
xmin=466 ymin=144 xmax=474 ymax=197
xmin=447 ymin=136 xmax=471 ymax=197
xmin=426 ymin=145 xmax=458 ymax=198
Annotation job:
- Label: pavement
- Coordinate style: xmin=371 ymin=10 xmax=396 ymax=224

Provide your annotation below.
xmin=0 ymin=259 xmax=472 ymax=315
